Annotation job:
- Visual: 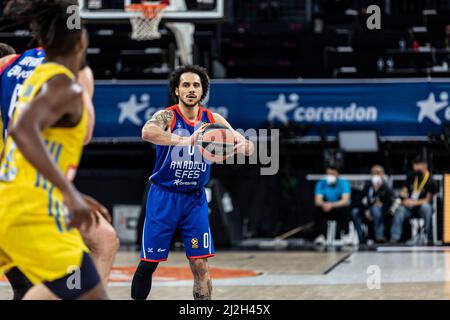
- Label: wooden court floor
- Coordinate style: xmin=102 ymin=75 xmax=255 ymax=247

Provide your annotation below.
xmin=2 ymin=249 xmax=450 ymax=300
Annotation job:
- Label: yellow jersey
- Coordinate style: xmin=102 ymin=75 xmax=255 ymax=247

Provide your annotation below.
xmin=0 ymin=111 xmax=3 ymax=155
xmin=0 ymin=62 xmax=87 ymax=231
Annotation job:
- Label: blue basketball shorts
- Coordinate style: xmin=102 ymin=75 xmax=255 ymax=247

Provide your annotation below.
xmin=140 ymin=184 xmax=215 ymax=262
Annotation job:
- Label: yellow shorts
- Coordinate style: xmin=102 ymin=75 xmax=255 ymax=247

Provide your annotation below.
xmin=0 ymin=201 xmax=89 ymax=285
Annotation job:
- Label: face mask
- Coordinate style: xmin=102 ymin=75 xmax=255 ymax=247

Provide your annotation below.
xmin=371 ymin=175 xmax=383 ymax=187
xmin=326 ymin=175 xmax=337 ymax=185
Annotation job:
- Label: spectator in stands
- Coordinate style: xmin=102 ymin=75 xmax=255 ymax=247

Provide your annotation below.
xmin=312 ymin=14 xmax=324 ymax=33
xmin=390 ymin=156 xmax=437 ymax=244
xmin=312 ymin=165 xmax=351 ymax=244
xmin=351 ymin=165 xmax=394 ymax=244
xmin=408 ymin=28 xmax=420 ymax=51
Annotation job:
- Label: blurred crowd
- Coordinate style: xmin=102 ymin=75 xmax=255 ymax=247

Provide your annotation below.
xmin=302 ymin=155 xmax=438 ymax=246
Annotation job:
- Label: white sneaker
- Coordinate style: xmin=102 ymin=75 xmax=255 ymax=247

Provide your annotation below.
xmin=314 ymin=235 xmax=326 ymax=245
xmin=341 ymin=233 xmax=354 ymax=246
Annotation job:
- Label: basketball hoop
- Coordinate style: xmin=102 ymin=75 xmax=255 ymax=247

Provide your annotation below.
xmin=126 ymin=3 xmax=168 ymax=41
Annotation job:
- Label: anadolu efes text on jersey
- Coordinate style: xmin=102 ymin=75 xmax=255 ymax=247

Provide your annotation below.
xmin=0 ymin=47 xmax=45 ymax=139
xmin=149 ymin=105 xmax=216 ymax=193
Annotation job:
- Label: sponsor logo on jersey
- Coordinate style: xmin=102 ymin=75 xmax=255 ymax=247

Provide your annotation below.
xmin=174 ymin=179 xmax=198 ymax=186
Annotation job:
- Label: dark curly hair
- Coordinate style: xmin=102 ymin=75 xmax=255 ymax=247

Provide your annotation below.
xmin=4 ymin=0 xmax=84 ymax=55
xmin=168 ymin=65 xmax=210 ymax=103
xmin=412 ymin=154 xmax=428 ymax=165
xmin=0 ymin=43 xmax=15 ymax=58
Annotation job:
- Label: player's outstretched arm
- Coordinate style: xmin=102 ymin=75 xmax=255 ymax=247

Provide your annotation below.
xmin=142 ymin=110 xmax=206 ymax=146
xmin=212 ymin=113 xmax=255 ymax=156
xmin=78 ymin=66 xmax=95 ymax=146
xmin=9 ymin=74 xmax=95 ymax=230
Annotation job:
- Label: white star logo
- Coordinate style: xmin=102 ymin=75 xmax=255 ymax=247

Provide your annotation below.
xmin=266 ymin=94 xmax=298 ymax=124
xmin=417 ymin=93 xmax=447 ymax=125
xmin=118 ymin=95 xmax=149 ymax=126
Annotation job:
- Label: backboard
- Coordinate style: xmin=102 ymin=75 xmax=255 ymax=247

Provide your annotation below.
xmin=79 ymin=0 xmax=226 ymax=22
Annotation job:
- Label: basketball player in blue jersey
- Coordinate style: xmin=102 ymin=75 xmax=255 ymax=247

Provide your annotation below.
xmin=0 ymin=0 xmax=112 ymax=299
xmin=131 ymin=65 xmax=254 ymax=300
xmin=0 ymin=47 xmax=96 ymax=146
xmin=0 ymin=47 xmax=46 ymax=143
xmin=0 ymin=43 xmax=119 ymax=299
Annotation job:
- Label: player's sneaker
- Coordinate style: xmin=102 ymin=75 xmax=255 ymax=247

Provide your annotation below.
xmin=314 ymin=235 xmax=326 ymax=246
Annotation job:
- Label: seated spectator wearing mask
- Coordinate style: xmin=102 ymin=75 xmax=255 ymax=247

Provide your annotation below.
xmin=312 ymin=165 xmax=351 ymax=243
xmin=390 ymin=156 xmax=437 ymax=244
xmin=351 ymin=165 xmax=394 ymax=245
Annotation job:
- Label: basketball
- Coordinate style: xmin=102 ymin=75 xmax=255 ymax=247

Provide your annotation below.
xmin=197 ymin=124 xmax=236 ymax=163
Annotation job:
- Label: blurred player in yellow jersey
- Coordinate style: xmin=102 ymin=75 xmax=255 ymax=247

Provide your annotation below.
xmin=0 ymin=49 xmax=118 ymax=299
xmin=0 ymin=0 xmax=109 ymax=299
xmin=0 ymin=49 xmax=119 ymax=299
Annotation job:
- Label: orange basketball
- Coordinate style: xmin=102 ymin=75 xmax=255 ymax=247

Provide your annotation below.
xmin=197 ymin=124 xmax=236 ymax=163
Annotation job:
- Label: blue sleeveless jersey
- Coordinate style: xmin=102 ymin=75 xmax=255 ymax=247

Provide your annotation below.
xmin=0 ymin=47 xmax=45 ymax=140
xmin=150 ymin=105 xmax=216 ymax=193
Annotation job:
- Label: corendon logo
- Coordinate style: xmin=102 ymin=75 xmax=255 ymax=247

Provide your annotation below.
xmin=417 ymin=92 xmax=450 ymax=125
xmin=117 ymin=94 xmax=163 ymax=126
xmin=266 ymin=93 xmax=378 ymax=124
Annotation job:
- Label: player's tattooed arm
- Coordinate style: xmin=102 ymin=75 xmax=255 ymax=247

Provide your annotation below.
xmin=142 ymin=110 xmax=193 ymax=146
xmin=146 ymin=110 xmax=174 ymax=131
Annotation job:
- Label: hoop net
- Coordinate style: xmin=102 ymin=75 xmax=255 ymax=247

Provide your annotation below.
xmin=126 ymin=3 xmax=168 ymax=41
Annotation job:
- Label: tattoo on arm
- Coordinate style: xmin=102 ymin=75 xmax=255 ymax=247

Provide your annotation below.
xmin=146 ymin=110 xmax=174 ymax=131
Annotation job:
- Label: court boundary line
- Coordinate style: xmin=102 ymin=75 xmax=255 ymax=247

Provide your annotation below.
xmin=322 ymin=253 xmax=352 ymax=275
xmin=376 ymin=246 xmax=450 ymax=253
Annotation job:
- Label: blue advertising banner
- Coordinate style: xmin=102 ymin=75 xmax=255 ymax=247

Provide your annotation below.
xmin=92 ymin=79 xmax=450 ymax=140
